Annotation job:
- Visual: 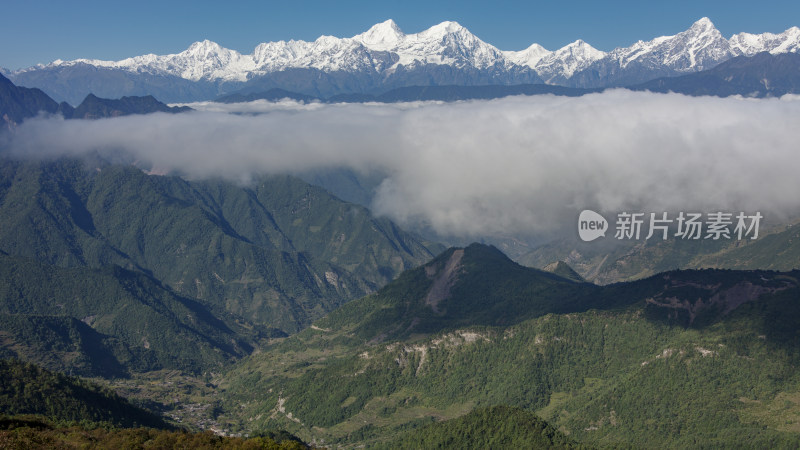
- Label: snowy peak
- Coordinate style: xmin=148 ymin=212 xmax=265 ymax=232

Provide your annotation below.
xmin=730 ymin=26 xmax=800 ymax=56
xmin=184 ymin=40 xmax=228 ymax=57
xmin=354 ymin=19 xmax=405 ymax=49
xmin=689 ymin=17 xmax=716 ymax=33
xmin=558 ymin=39 xmax=605 ymax=59
xmin=420 ymin=20 xmax=470 ymax=37
xmin=354 ymin=20 xmax=504 ymax=69
xmin=682 ymin=17 xmax=725 ymax=46
xmin=250 ymin=36 xmax=390 ymax=74
xmin=414 ymin=21 xmax=504 ymax=68
xmin=503 ymin=43 xmax=551 ymax=68
xmin=532 ymin=39 xmax=606 ymax=81
xmin=610 ymin=16 xmax=729 ymax=71
xmin=674 ymin=17 xmax=729 ymax=70
xmin=161 ymin=40 xmax=254 ymax=81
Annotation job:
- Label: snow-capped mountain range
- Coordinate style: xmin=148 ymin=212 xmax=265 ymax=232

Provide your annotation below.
xmin=28 ymin=20 xmax=511 ymax=82
xmin=8 ymin=17 xmax=800 ymax=104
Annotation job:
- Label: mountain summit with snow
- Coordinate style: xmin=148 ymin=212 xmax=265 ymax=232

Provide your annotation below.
xmin=8 ymin=18 xmax=800 ymax=103
xmin=354 ymin=19 xmax=406 ymax=50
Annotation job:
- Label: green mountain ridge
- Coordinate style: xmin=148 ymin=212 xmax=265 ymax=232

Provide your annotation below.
xmin=218 ymin=244 xmax=800 ymax=448
xmin=378 ymin=405 xmax=585 ymax=449
xmin=313 ymin=243 xmax=590 ymax=344
xmin=0 ymin=158 xmax=439 ymax=377
xmin=543 ymin=260 xmax=586 ymax=283
xmin=0 ymin=253 xmax=264 ymax=376
xmin=0 ymin=358 xmax=170 ymax=429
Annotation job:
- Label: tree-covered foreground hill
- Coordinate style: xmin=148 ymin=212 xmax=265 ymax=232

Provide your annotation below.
xmin=377 ymin=405 xmax=586 ymax=449
xmin=0 ymin=358 xmax=313 ymax=448
xmin=220 ymin=244 xmax=800 ymax=448
xmin=1 ymin=357 xmax=574 ymax=449
xmin=0 ymin=358 xmax=169 ymax=428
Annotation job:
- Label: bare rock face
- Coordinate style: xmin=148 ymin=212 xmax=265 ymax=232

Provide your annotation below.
xmin=424 ymin=248 xmax=464 ymax=314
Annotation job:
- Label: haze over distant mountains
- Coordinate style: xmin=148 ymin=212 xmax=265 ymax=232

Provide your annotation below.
xmin=6 ymin=18 xmax=800 ymax=104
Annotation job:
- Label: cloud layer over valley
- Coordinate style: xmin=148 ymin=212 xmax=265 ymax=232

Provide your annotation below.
xmin=4 ymin=91 xmax=800 ymax=238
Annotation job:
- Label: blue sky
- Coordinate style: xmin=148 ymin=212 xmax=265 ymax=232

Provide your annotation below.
xmin=2 ymin=0 xmax=799 ymax=70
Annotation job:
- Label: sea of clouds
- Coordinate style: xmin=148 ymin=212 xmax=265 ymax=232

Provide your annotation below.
xmin=4 ymin=90 xmax=800 ymax=238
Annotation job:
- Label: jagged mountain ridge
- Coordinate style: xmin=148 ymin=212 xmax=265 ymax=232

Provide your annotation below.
xmin=8 ymin=18 xmax=800 ymax=103
xmin=0 ymin=73 xmax=71 ymax=127
xmin=1 ymin=73 xmax=188 ymax=128
xmin=567 ymin=17 xmax=799 ymax=87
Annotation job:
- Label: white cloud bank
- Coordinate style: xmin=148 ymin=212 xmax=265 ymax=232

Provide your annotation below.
xmin=4 ymin=90 xmax=800 ymax=237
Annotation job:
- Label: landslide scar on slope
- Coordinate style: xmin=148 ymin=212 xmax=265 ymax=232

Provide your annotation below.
xmin=645 ymin=277 xmax=794 ymax=325
xmin=424 ymin=249 xmax=464 ymax=314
